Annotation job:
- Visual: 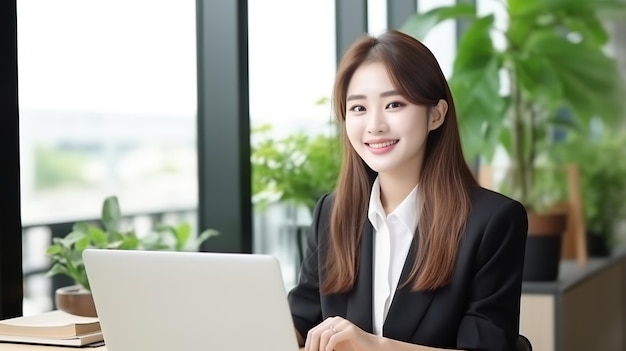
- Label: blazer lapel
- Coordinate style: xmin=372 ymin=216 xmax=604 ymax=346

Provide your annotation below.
xmin=345 ymin=221 xmax=374 ymax=333
xmin=383 ymin=232 xmax=436 ymax=341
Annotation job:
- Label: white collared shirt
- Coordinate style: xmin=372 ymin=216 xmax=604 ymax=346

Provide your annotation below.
xmin=368 ymin=177 xmax=419 ymax=336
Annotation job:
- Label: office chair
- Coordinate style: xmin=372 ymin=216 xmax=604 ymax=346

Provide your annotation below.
xmin=516 ymin=334 xmax=532 ymax=351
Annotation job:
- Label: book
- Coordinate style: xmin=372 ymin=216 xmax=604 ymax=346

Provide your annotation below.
xmin=0 ymin=330 xmax=104 ymax=347
xmin=0 ymin=310 xmax=100 ymax=339
xmin=0 ymin=338 xmax=105 ymax=350
xmin=0 ymin=344 xmax=104 ymax=351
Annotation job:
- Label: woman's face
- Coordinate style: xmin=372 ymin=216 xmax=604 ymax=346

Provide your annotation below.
xmin=345 ymin=62 xmax=441 ymax=180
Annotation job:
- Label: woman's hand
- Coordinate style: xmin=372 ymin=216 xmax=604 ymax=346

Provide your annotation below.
xmin=304 ymin=316 xmax=381 ymax=351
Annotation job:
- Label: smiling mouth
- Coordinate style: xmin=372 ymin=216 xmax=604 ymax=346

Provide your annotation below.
xmin=366 ymin=140 xmax=398 ymax=149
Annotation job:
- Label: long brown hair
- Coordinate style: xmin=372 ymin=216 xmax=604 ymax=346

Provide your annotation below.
xmin=322 ymin=29 xmax=477 ymax=293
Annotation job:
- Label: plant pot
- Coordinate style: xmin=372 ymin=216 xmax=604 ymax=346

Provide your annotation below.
xmin=523 ymin=212 xmax=567 ymax=281
xmin=55 ymin=285 xmax=97 ymax=317
xmin=586 ymin=231 xmax=611 ymax=257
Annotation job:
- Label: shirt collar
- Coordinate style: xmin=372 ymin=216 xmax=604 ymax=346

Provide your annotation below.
xmin=393 ymin=184 xmax=420 ymax=233
xmin=367 ymin=177 xmax=420 ymax=233
xmin=367 ymin=177 xmax=385 ymax=231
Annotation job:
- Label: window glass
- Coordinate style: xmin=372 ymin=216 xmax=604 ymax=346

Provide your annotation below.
xmin=418 ymin=0 xmax=456 ymax=78
xmin=248 ymin=0 xmax=336 ymax=288
xmin=367 ymin=0 xmax=387 ymax=35
xmin=17 ymin=0 xmax=197 ymax=314
xmin=367 ymin=0 xmax=455 ymax=78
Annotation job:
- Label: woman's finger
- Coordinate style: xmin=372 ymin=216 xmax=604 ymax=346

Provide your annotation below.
xmin=320 ymin=327 xmax=337 ymax=351
xmin=305 ymin=327 xmax=318 ymax=351
xmin=306 ymin=317 xmax=343 ymax=351
xmin=321 ymin=317 xmax=349 ymax=351
xmin=326 ymin=320 xmax=365 ymax=351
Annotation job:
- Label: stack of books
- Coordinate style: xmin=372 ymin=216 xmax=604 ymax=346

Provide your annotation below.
xmin=0 ymin=310 xmax=103 ymax=347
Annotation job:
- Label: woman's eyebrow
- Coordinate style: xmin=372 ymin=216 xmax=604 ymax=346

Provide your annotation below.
xmin=380 ymin=90 xmax=400 ymax=97
xmin=347 ymin=90 xmax=400 ymax=101
xmin=346 ymin=94 xmax=365 ymax=101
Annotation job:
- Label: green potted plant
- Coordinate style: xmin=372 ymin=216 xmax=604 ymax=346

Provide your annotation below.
xmin=251 ymin=122 xmax=341 ymax=267
xmin=401 ymin=0 xmax=626 ymax=280
xmin=46 ymin=195 xmax=218 ymax=316
xmin=251 ymin=123 xmax=341 ymax=214
xmin=555 ymin=127 xmax=626 ymax=256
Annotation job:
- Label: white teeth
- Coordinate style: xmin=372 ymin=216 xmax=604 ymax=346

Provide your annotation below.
xmin=368 ymin=140 xmax=397 ymax=149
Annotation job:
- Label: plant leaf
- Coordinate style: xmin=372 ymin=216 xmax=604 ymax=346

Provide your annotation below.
xmin=46 ymin=263 xmax=70 ymax=277
xmin=514 ymin=53 xmax=563 ymax=111
xmin=118 ymin=233 xmax=139 ymax=250
xmin=174 ymin=222 xmax=191 ymax=250
xmin=526 ymin=31 xmax=626 ymax=126
xmin=195 ymin=229 xmax=220 ymax=248
xmin=508 ymin=0 xmax=542 ymax=16
xmin=86 ymin=225 xmax=108 ymax=248
xmin=450 ymin=61 xmax=505 ymax=162
xmin=101 ymin=196 xmax=122 ymax=232
xmin=453 ymin=15 xmax=498 ymax=71
xmin=448 ymin=15 xmax=505 ymax=162
xmin=400 ymin=4 xmax=476 ymax=41
xmin=46 ymin=245 xmax=64 ymax=256
xmin=59 ymin=231 xmax=88 ymax=249
xmin=74 ymin=235 xmax=91 ymax=251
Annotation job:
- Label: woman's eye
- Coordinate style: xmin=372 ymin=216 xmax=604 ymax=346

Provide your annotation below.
xmin=349 ymin=105 xmax=366 ymax=112
xmin=386 ymin=102 xmax=403 ymax=109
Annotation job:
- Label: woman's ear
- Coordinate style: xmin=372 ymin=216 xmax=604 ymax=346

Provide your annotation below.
xmin=428 ymin=99 xmax=448 ymax=132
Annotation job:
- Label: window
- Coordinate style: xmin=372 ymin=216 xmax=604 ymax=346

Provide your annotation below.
xmin=17 ymin=0 xmax=197 ymax=314
xmin=248 ymin=0 xmax=336 ymax=288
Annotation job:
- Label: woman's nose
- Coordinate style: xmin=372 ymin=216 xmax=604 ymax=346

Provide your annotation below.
xmin=367 ymin=110 xmax=387 ymax=134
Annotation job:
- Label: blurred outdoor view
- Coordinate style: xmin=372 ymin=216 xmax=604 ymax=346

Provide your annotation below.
xmin=18 ymin=0 xmax=197 ymax=315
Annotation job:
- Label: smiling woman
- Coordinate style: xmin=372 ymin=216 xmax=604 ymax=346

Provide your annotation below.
xmin=287 ymin=30 xmax=528 ymax=351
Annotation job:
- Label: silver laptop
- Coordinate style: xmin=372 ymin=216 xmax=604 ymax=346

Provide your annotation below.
xmin=83 ymin=249 xmax=300 ymax=351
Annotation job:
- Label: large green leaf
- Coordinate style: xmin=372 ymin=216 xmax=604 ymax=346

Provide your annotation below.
xmin=514 ymin=54 xmax=563 ymax=111
xmin=453 ymin=15 xmax=497 ymax=71
xmin=540 ymin=0 xmax=626 ymax=12
xmin=524 ymin=0 xmax=626 ymax=26
xmin=400 ymin=4 xmax=476 ymax=41
xmin=526 ymin=31 xmax=626 ymax=125
xmin=508 ymin=0 xmax=624 ymax=46
xmin=448 ymin=15 xmax=505 ymax=162
xmin=450 ymin=58 xmax=505 ymax=162
xmin=561 ymin=15 xmax=609 ymax=46
xmin=595 ymin=0 xmax=626 ymax=18
xmin=509 ymin=0 xmax=543 ymax=16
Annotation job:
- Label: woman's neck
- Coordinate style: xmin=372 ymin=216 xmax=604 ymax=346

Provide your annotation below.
xmin=378 ymin=173 xmax=419 ymax=214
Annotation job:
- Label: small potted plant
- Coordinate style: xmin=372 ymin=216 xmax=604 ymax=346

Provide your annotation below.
xmin=46 ymin=196 xmax=218 ymax=316
xmin=555 ymin=128 xmax=626 ymax=256
xmin=251 ymin=123 xmax=341 ymax=215
xmin=251 ymin=123 xmax=341 ymax=267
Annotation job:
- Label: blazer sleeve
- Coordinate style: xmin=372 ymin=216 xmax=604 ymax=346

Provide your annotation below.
xmin=287 ymin=193 xmax=332 ymax=338
xmin=457 ymin=199 xmax=528 ymax=351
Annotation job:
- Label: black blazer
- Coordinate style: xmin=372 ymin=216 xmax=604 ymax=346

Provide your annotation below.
xmin=288 ymin=186 xmax=528 ymax=351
